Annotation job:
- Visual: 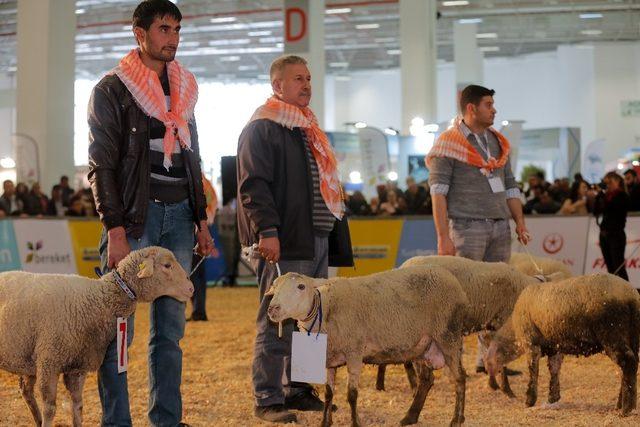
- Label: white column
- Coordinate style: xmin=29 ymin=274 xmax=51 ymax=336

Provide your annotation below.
xmin=399 ymin=0 xmax=437 ymax=134
xmin=453 ymin=21 xmax=484 ymax=93
xmin=16 ymin=0 xmax=76 ymax=190
xmin=284 ymin=0 xmax=326 ymax=127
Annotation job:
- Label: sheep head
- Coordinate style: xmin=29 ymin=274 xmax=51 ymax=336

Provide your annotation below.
xmin=117 ymin=246 xmax=194 ymax=303
xmin=265 ymin=273 xmax=326 ymax=323
xmin=484 ymin=317 xmax=522 ymax=377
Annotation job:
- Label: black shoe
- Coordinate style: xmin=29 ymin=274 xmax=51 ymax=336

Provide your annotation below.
xmin=187 ymin=313 xmax=208 ymax=322
xmin=476 ymin=366 xmax=487 ymax=374
xmin=255 ymin=404 xmax=297 ymax=423
xmin=285 ymin=389 xmax=337 ymax=412
xmin=178 ymin=423 xmax=192 ymax=427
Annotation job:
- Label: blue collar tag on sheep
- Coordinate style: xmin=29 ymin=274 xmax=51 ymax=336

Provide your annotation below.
xmin=113 ymin=271 xmax=137 ymax=300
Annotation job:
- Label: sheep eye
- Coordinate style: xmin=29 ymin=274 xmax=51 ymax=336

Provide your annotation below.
xmin=164 ymin=263 xmax=171 ymax=269
xmin=297 ymin=284 xmax=305 ymax=290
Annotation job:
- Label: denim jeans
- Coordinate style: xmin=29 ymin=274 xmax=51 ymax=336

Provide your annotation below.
xmin=251 ymin=236 xmax=329 ymax=407
xmin=98 ymin=199 xmax=195 ymax=427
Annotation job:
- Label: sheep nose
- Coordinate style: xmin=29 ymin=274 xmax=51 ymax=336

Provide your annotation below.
xmin=268 ymin=305 xmax=280 ymax=316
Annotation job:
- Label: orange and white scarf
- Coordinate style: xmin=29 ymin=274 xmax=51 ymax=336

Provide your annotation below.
xmin=426 ymin=117 xmax=510 ymax=175
xmin=249 ymin=96 xmax=344 ymax=219
xmin=111 ymin=49 xmax=198 ymax=170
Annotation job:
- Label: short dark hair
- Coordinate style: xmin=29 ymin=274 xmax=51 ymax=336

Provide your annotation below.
xmin=133 ymin=0 xmax=182 ymax=31
xmin=60 ymin=175 xmax=68 ymax=181
xmin=624 ymin=168 xmax=637 ymax=177
xmin=459 ymin=85 xmax=495 ymax=113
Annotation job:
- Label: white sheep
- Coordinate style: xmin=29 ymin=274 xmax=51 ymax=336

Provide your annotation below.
xmin=266 ymin=266 xmax=470 ymax=427
xmin=0 ymin=246 xmax=194 ymax=427
xmin=485 ymin=273 xmax=640 ymax=416
xmin=509 ymin=252 xmax=572 ymax=280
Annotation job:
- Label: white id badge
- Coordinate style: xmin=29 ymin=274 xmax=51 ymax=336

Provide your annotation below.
xmin=488 ymin=176 xmax=505 ymax=193
xmin=116 ymin=317 xmax=128 ymax=374
xmin=291 ymin=331 xmax=327 ymax=384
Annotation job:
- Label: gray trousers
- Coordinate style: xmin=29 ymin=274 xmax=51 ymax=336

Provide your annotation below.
xmin=251 ymin=236 xmax=329 ymax=407
xmin=449 ymin=218 xmax=511 ymax=367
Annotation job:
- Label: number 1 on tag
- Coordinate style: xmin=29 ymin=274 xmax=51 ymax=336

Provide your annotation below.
xmin=116 ymin=317 xmax=128 ymax=373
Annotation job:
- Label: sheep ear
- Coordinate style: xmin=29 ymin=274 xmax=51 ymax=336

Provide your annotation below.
xmin=137 ymin=257 xmax=154 ymax=279
xmin=311 ymin=278 xmax=329 ymax=288
xmin=264 ymin=285 xmax=276 ymax=296
xmin=545 ymin=272 xmax=565 ymax=282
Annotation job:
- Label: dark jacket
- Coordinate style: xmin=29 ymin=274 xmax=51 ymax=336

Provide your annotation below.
xmin=87 ymin=74 xmax=207 ymax=238
xmin=595 ymin=190 xmax=629 ymax=231
xmin=237 ymin=119 xmax=352 ymax=265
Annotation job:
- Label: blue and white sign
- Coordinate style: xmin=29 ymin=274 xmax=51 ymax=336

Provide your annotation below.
xmin=395 ymin=219 xmax=438 ymax=266
xmin=0 ymin=220 xmax=21 ymax=272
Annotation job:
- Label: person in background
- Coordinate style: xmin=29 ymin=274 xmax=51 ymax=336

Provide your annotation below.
xmin=404 ymin=176 xmax=429 ymax=215
xmin=530 ymin=190 xmax=561 ymax=214
xmin=1 ymin=180 xmax=23 ymax=216
xmin=27 ymin=182 xmax=49 ymax=216
xmin=558 ymin=180 xmax=589 ymax=215
xmin=523 ymin=185 xmax=543 ymax=214
xmin=624 ymin=169 xmax=640 ymax=212
xmin=378 ymin=190 xmax=404 ymax=216
xmin=15 ymin=183 xmax=30 ymax=215
xmin=65 ymin=195 xmax=87 ymax=217
xmin=59 ymin=175 xmax=75 ymax=207
xmin=524 ymin=171 xmax=547 ymax=201
xmin=47 ymin=185 xmax=66 ymax=217
xmin=592 ymin=171 xmax=630 ymax=281
xmin=189 ymin=174 xmax=220 ymax=322
xmin=345 ymin=190 xmax=371 ymax=216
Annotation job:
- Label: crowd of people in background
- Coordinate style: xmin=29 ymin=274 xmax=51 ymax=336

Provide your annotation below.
xmin=0 ymin=175 xmax=97 ymax=218
xmin=345 ymin=168 xmax=640 ymax=217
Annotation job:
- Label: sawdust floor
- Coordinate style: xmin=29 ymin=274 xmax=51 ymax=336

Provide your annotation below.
xmin=0 ymin=287 xmax=639 ymax=426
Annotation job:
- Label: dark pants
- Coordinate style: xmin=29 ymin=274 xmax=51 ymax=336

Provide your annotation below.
xmin=251 ymin=236 xmax=329 ymax=407
xmin=600 ymin=229 xmax=629 ymax=281
xmin=190 ymin=252 xmax=208 ymax=319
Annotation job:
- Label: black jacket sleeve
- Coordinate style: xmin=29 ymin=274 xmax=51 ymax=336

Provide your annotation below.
xmin=87 ymin=81 xmax=126 ymax=231
xmin=186 ymin=118 xmax=208 ymax=225
xmin=237 ymin=120 xmax=280 ymax=236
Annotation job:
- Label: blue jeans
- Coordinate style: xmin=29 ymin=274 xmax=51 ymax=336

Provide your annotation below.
xmin=98 ymin=199 xmax=195 ymax=427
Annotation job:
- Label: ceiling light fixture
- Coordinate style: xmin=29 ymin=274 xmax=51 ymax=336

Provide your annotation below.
xmin=326 ymin=8 xmax=352 ymax=14
xmin=580 ymin=29 xmax=603 ymax=36
xmin=580 ymin=13 xmax=603 ymax=19
xmin=476 ymin=32 xmax=497 ymax=39
xmin=329 ymin=62 xmax=349 ymax=68
xmin=480 ymin=46 xmax=500 ymax=52
xmin=356 ymin=23 xmax=380 ymax=30
xmin=387 ymin=49 xmax=401 ymax=55
xmin=443 ymin=1 xmax=470 ymax=6
xmin=210 ymin=17 xmax=237 ymax=24
xmin=458 ymin=18 xmax=482 ymax=24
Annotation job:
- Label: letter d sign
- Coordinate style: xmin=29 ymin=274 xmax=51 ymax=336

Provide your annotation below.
xmin=284 ymin=0 xmax=309 ymax=53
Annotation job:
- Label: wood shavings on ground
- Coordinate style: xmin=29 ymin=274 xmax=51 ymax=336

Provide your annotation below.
xmin=0 ymin=287 xmax=638 ymax=426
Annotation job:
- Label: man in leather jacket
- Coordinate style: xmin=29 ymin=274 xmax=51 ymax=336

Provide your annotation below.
xmin=87 ymin=1 xmax=213 ymax=426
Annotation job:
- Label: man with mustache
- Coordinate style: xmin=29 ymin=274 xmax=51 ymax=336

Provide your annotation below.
xmin=427 ymin=84 xmax=530 ymax=375
xmin=88 ymin=1 xmax=213 ymax=425
xmin=237 ymin=55 xmax=351 ymax=423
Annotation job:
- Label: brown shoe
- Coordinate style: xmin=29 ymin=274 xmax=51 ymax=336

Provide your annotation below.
xmin=255 ymin=404 xmax=297 ymax=423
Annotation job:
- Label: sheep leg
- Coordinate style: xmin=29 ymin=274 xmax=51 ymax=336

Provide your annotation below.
xmin=36 ymin=368 xmax=59 ymax=427
xmin=321 ymin=367 xmax=337 ymax=427
xmin=63 ymin=372 xmax=86 ymax=427
xmin=488 ymin=374 xmax=499 ymax=390
xmin=442 ymin=340 xmax=466 ymax=427
xmin=547 ymin=353 xmax=563 ymax=404
xmin=499 ymin=370 xmax=516 ymax=398
xmin=19 ymin=375 xmax=41 ymax=426
xmin=375 ymin=364 xmax=386 ymax=391
xmin=525 ymin=347 xmax=541 ymax=407
xmin=400 ymin=362 xmax=434 ymax=426
xmin=606 ymin=346 xmax=638 ymax=416
xmin=346 ymin=358 xmax=363 ymax=427
xmin=404 ymin=362 xmax=418 ymax=391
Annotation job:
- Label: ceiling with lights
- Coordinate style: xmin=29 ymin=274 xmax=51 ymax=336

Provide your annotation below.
xmin=0 ymin=0 xmax=638 ymax=81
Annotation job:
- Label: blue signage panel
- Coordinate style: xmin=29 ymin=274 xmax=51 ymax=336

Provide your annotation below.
xmin=0 ymin=220 xmax=22 ymax=272
xmin=395 ymin=218 xmax=438 ymax=267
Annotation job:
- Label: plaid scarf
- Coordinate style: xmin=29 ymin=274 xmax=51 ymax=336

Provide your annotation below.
xmin=426 ymin=119 xmax=510 ymax=175
xmin=249 ymin=96 xmax=344 ymax=219
xmin=110 ymin=49 xmax=198 ymax=170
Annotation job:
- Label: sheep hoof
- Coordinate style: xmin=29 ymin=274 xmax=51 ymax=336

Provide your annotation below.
xmin=449 ymin=416 xmax=464 ymax=426
xmin=548 ymin=395 xmax=560 ymax=404
xmin=525 ymin=397 xmax=537 ymax=407
xmin=488 ymin=376 xmax=499 ymax=390
xmin=503 ymin=390 xmax=516 ymax=399
xmin=400 ymin=415 xmax=418 ymax=425
xmin=375 ymin=383 xmax=385 ymax=392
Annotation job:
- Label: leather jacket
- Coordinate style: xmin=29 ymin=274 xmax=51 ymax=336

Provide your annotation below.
xmin=88 ymin=74 xmax=207 ymax=238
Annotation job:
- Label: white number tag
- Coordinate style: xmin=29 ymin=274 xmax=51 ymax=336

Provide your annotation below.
xmin=488 ymin=176 xmax=505 ymax=193
xmin=116 ymin=317 xmax=128 ymax=374
xmin=291 ymin=331 xmax=327 ymax=384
